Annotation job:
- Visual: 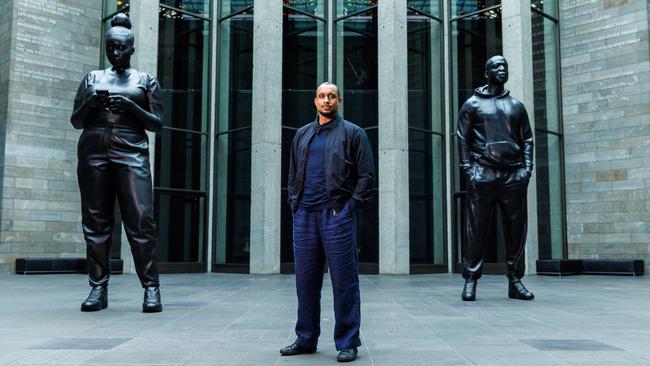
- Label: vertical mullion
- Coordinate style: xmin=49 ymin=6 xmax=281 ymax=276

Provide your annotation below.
xmin=328 ymin=0 xmax=334 ymax=81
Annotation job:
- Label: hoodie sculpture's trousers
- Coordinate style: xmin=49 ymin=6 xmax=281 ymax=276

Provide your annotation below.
xmin=463 ymin=165 xmax=530 ymax=280
xmin=78 ymin=126 xmax=159 ymax=288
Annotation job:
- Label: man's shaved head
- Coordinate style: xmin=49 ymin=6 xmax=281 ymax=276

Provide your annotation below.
xmin=316 ymin=82 xmax=340 ymax=97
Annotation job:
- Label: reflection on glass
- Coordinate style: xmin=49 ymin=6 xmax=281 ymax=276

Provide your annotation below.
xmin=215 ymin=129 xmax=252 ymax=264
xmin=154 ymin=131 xmax=207 ymax=191
xmin=408 ymin=131 xmax=445 ymax=264
xmin=283 ymin=11 xmax=325 ymax=128
xmin=357 ymin=128 xmax=379 ymax=265
xmin=336 ymin=9 xmax=378 ymax=265
xmin=532 ymin=10 xmax=564 ymax=259
xmin=281 ymin=127 xmax=297 ymax=264
xmin=219 ymin=14 xmax=254 ymax=132
xmin=454 ymin=192 xmax=463 ymax=264
xmin=337 ymin=0 xmax=377 ymax=17
xmin=407 ymin=14 xmax=442 ymax=132
xmin=154 ymin=3 xmax=211 ymax=267
xmin=408 ymin=12 xmax=444 ymax=266
xmin=158 ymin=15 xmax=209 ymax=131
xmin=216 ymin=10 xmax=254 ymax=265
xmin=532 ymin=0 xmax=557 ymax=18
xmin=532 ymin=12 xmax=560 ymax=133
xmin=336 ymin=12 xmax=378 ymax=128
xmin=220 ymin=0 xmax=254 ymax=16
xmin=535 ymin=132 xmax=564 ymax=259
xmin=155 ymin=194 xmax=204 ymax=262
xmin=452 ymin=0 xmax=500 ymax=16
xmin=160 ymin=0 xmax=209 ymax=16
xmin=284 ymin=0 xmax=325 ymax=17
xmin=407 ymin=0 xmax=441 ymax=17
xmin=451 ymin=10 xmax=502 ymax=120
xmin=451 ymin=9 xmax=503 ymax=266
xmin=281 ymin=9 xmax=325 ymax=265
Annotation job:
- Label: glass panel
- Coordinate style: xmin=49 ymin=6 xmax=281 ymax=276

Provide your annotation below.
xmin=337 ymin=0 xmax=377 ymax=17
xmin=451 ymin=10 xmax=502 ymax=128
xmin=281 ymin=189 xmax=294 ymax=264
xmin=104 ymin=0 xmax=129 ymax=17
xmin=407 ymin=13 xmax=442 ymax=133
xmin=219 ymin=12 xmax=254 ymax=132
xmin=155 ymin=193 xmax=204 ymax=262
xmin=407 ymin=0 xmax=441 ymax=17
xmin=408 ymin=130 xmax=445 ymax=264
xmin=450 ymin=140 xmax=460 ymax=268
xmin=335 ymin=11 xmax=378 ymax=129
xmin=220 ymin=0 xmax=254 ymax=16
xmin=536 ymin=132 xmax=564 ymax=259
xmin=158 ymin=15 xmax=210 ymax=132
xmin=215 ymin=9 xmax=254 ymax=266
xmin=452 ymin=0 xmax=500 ymax=16
xmin=154 ymin=130 xmax=207 ymax=191
xmin=532 ymin=12 xmax=560 ymax=133
xmin=215 ymin=129 xmax=252 ymax=264
xmin=281 ymin=128 xmax=297 ymax=264
xmin=281 ymin=128 xmax=298 ymax=202
xmin=335 ymin=10 xmax=378 ymax=265
xmin=283 ymin=10 xmax=325 ymax=128
xmin=532 ymin=0 xmax=557 ymax=18
xmin=357 ymin=128 xmax=379 ymax=264
xmin=408 ymin=12 xmax=444 ymax=266
xmin=451 ymin=9 xmax=503 ymax=270
xmin=284 ymin=0 xmax=325 ymax=17
xmin=451 ymin=10 xmax=501 ymax=194
xmin=160 ymin=0 xmax=209 ymax=16
xmin=356 ymin=193 xmax=379 ymax=264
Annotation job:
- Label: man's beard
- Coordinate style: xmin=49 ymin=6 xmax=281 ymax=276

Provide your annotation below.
xmin=319 ymin=110 xmax=337 ymax=118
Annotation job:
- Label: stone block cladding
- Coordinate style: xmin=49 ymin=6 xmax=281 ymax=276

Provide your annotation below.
xmin=560 ymin=0 xmax=650 ymax=272
xmin=0 ymin=0 xmax=102 ymax=273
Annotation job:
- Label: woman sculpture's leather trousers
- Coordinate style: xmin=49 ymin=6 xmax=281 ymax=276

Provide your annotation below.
xmin=78 ymin=125 xmax=159 ymax=288
xmin=462 ymin=165 xmax=529 ymax=280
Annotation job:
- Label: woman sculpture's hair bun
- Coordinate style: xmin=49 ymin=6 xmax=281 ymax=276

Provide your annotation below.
xmin=111 ymin=13 xmax=132 ymax=29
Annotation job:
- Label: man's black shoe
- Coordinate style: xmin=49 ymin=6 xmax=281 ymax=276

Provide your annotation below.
xmin=461 ymin=278 xmax=477 ymax=301
xmin=337 ymin=348 xmax=358 ymax=362
xmin=508 ymin=280 xmax=534 ymax=300
xmin=81 ymin=286 xmax=107 ymax=312
xmin=280 ymin=342 xmax=317 ymax=356
xmin=142 ymin=286 xmax=163 ymax=313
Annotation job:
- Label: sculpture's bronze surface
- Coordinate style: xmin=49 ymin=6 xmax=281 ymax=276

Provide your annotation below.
xmin=71 ymin=13 xmax=164 ymax=312
xmin=457 ymin=55 xmax=535 ymax=301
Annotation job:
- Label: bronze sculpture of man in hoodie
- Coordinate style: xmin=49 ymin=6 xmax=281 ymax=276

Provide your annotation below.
xmin=456 ymin=55 xmax=535 ymax=302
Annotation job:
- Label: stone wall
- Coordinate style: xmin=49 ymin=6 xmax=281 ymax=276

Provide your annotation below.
xmin=0 ymin=0 xmax=102 ymax=273
xmin=560 ymin=0 xmax=650 ymax=271
xmin=0 ymin=2 xmax=14 ymax=262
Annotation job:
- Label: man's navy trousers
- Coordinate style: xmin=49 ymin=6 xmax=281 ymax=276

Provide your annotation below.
xmin=292 ymin=200 xmax=361 ymax=351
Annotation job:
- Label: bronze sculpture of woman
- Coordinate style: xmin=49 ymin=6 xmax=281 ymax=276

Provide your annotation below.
xmin=71 ymin=13 xmax=163 ymax=313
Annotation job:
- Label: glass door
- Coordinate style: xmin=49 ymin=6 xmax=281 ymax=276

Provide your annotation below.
xmin=280 ymin=0 xmax=379 ymax=273
xmin=450 ymin=1 xmax=506 ymax=274
xmin=155 ymin=1 xmax=212 ymax=272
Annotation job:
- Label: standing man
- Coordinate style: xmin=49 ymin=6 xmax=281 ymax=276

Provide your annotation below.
xmin=281 ymin=82 xmax=375 ymax=363
xmin=457 ymin=55 xmax=535 ymax=302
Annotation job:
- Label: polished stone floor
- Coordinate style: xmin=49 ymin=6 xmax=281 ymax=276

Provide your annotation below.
xmin=0 ymin=272 xmax=649 ymax=365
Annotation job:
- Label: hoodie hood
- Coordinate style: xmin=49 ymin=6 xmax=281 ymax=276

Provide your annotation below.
xmin=474 ymin=85 xmax=510 ymax=98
